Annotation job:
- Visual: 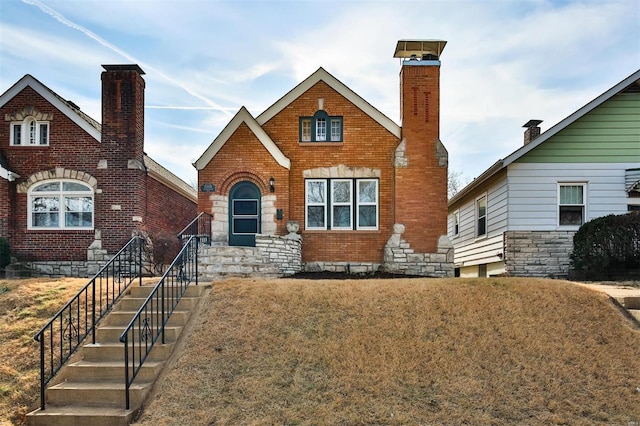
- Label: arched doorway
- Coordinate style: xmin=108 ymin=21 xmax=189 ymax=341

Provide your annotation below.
xmin=228 ymin=181 xmax=261 ymax=246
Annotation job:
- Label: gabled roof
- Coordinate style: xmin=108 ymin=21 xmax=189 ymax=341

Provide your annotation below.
xmin=193 ymin=106 xmax=291 ymax=170
xmin=256 ymin=67 xmax=401 ymax=139
xmin=0 ymin=75 xmax=101 ymax=142
xmin=448 ymin=68 xmax=640 ymax=206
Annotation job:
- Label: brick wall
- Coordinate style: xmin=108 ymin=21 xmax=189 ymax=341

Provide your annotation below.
xmin=504 ymin=230 xmax=575 ymax=278
xmin=0 ymin=178 xmax=9 ymax=239
xmin=145 ymin=175 xmax=197 ymax=236
xmin=395 ymin=64 xmax=448 ymax=254
xmin=261 ymin=81 xmax=398 ymax=264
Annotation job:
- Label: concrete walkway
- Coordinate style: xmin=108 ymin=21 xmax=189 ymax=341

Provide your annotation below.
xmin=575 ymin=282 xmax=640 ymax=323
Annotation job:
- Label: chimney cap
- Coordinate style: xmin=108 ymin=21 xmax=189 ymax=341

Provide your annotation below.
xmin=523 ymin=119 xmax=543 ymax=128
xmin=394 ymin=40 xmax=447 ymax=59
xmin=102 ymin=64 xmax=145 ymax=75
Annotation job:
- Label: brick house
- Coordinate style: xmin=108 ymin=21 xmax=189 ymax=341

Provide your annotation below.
xmin=194 ymin=40 xmax=454 ymax=276
xmin=0 ymin=65 xmax=197 ymax=277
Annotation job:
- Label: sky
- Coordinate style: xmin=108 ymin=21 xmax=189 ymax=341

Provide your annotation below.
xmin=1 ymin=0 xmax=639 ymax=188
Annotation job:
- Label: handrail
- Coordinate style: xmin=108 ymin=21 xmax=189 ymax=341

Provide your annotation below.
xmin=33 ymin=236 xmax=144 ymax=411
xmin=177 ymin=212 xmax=212 ymax=245
xmin=119 ymin=235 xmax=199 ymax=409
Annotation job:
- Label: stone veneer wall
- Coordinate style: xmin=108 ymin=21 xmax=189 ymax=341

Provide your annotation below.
xmin=303 ymin=261 xmax=381 ymax=274
xmin=382 ymin=224 xmax=454 ymax=277
xmin=255 ymin=233 xmax=302 ymax=276
xmin=504 ymin=230 xmax=575 ymax=278
xmin=24 ymin=244 xmax=111 ymax=278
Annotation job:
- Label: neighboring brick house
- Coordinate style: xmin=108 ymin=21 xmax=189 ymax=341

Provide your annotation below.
xmin=0 ymin=65 xmax=197 ymax=277
xmin=194 ymin=40 xmax=454 ymax=276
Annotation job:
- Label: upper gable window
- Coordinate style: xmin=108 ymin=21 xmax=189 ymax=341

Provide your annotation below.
xmin=11 ymin=117 xmax=49 ymax=146
xmin=300 ymin=111 xmax=342 ymax=142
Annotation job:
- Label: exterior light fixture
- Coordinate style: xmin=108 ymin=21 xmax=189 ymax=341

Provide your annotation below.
xmin=269 ymin=177 xmax=275 ymax=193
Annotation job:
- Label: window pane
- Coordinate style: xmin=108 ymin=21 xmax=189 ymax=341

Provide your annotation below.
xmin=63 ymin=182 xmax=90 ymax=192
xmin=333 ymin=206 xmax=351 ymax=228
xmin=33 ymin=212 xmax=59 ymax=227
xmin=358 ymin=205 xmax=377 ymax=227
xmin=33 ymin=182 xmax=61 ymax=192
xmin=332 ymin=181 xmax=351 ymax=203
xmin=331 ymin=119 xmax=341 ymax=141
xmin=234 ymin=218 xmax=258 ymax=234
xmin=65 ymin=197 xmax=93 ymax=212
xmin=477 ymin=197 xmax=486 ymax=217
xmin=478 ymin=217 xmax=486 ymax=236
xmin=12 ymin=124 xmax=21 ymax=145
xmin=307 ymin=206 xmax=325 ymax=228
xmin=39 ymin=123 xmax=48 ymax=145
xmin=307 ymin=181 xmax=325 ymax=204
xmin=559 ymin=206 xmax=583 ymax=226
xmin=301 ymin=119 xmax=311 ymax=142
xmin=560 ymin=185 xmax=583 ymax=204
xmin=358 ymin=181 xmax=377 ymax=203
xmin=29 ymin=120 xmax=36 ymax=144
xmin=316 ymin=118 xmax=326 ymax=141
xmin=233 ymin=200 xmax=258 ymax=215
xmin=33 ymin=197 xmax=59 ymax=212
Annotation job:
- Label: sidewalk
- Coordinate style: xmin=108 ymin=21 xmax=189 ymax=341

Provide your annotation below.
xmin=575 ymin=282 xmax=640 ymax=322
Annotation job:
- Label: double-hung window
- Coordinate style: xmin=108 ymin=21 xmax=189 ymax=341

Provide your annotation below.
xmin=305 ymin=178 xmax=378 ymax=230
xmin=452 ymin=210 xmax=460 ymax=237
xmin=558 ymin=183 xmax=585 ymax=226
xmin=11 ymin=117 xmax=49 ymax=146
xmin=300 ymin=111 xmax=342 ymax=142
xmin=29 ymin=180 xmax=93 ymax=229
xmin=476 ymin=195 xmax=487 ymax=238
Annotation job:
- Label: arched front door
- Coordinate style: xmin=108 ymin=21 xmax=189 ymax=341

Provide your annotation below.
xmin=229 ymin=181 xmax=261 ymax=247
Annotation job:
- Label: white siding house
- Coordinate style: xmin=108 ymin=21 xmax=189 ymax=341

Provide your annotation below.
xmin=448 ymin=69 xmax=640 ymax=278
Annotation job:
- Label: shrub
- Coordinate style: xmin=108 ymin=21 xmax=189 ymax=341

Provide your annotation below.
xmin=570 ymin=211 xmax=640 ymax=280
xmin=145 ymin=231 xmax=182 ymax=275
xmin=0 ymin=237 xmax=10 ymax=269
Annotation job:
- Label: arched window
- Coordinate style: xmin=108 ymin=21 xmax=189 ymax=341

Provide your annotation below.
xmin=11 ymin=116 xmax=49 ymax=146
xmin=28 ymin=180 xmax=94 ymax=229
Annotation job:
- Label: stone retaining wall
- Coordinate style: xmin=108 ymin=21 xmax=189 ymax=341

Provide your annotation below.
xmin=504 ymin=230 xmax=575 ymax=278
xmin=255 ymin=233 xmax=302 ymax=276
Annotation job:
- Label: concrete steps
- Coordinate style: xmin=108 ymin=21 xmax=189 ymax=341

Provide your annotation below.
xmin=616 ymin=296 xmax=640 ymax=322
xmin=27 ymin=282 xmax=207 ymax=426
xmin=199 ymin=245 xmax=280 ymax=280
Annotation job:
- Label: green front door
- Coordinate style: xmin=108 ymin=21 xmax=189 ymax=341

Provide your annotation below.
xmin=229 ymin=181 xmax=261 ymax=247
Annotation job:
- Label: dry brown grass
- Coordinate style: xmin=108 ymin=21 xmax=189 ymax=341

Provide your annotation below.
xmin=134 ymin=277 xmax=640 ymax=426
xmin=0 ymin=277 xmax=88 ymax=426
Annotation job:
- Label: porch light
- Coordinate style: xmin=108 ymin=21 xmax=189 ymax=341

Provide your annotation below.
xmin=269 ymin=177 xmax=275 ymax=193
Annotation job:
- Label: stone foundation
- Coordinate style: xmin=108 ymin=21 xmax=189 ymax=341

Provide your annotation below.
xmin=303 ymin=261 xmax=381 ymax=274
xmin=504 ymin=230 xmax=575 ymax=278
xmin=382 ymin=224 xmax=454 ymax=277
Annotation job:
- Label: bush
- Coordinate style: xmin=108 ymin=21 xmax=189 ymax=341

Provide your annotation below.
xmin=146 ymin=231 xmax=182 ymax=275
xmin=0 ymin=237 xmax=10 ymax=269
xmin=570 ymin=211 xmax=640 ymax=280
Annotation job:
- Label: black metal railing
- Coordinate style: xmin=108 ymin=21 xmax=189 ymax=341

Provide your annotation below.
xmin=177 ymin=212 xmax=212 ymax=245
xmin=33 ymin=236 xmax=144 ymax=411
xmin=119 ymin=235 xmax=199 ymax=409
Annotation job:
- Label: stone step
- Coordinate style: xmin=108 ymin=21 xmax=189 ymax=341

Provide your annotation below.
xmin=126 ymin=284 xmax=205 ymax=299
xmin=618 ymin=296 xmax=640 ymax=310
xmin=46 ymin=381 xmax=151 ymax=409
xmin=115 ymin=295 xmax=199 ymax=311
xmin=62 ymin=360 xmax=163 ymax=382
xmin=103 ymin=309 xmax=191 ymax=327
xmin=629 ymin=309 xmax=640 ymax=322
xmin=82 ymin=342 xmax=174 ymax=362
xmin=95 ymin=325 xmax=183 ymax=343
xmin=26 ymin=406 xmax=135 ymax=426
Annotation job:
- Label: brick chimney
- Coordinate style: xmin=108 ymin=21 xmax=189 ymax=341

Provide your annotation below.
xmin=101 ymin=64 xmax=146 ymax=165
xmin=523 ymin=119 xmax=543 ymax=145
xmin=393 ymin=40 xmax=448 ymax=254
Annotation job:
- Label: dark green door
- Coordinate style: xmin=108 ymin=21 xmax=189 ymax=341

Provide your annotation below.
xmin=229 ymin=181 xmax=260 ymax=247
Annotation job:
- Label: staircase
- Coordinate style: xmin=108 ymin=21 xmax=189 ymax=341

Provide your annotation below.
xmin=26 ymin=282 xmax=208 ymax=426
xmin=198 ymin=245 xmax=280 ymax=281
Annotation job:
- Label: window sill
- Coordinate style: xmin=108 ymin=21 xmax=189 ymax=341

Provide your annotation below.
xmin=10 ymin=145 xmax=49 ymax=147
xmin=298 ymin=142 xmax=344 ymax=147
xmin=27 ymin=228 xmax=94 ymax=232
xmin=302 ymin=229 xmax=380 ymax=234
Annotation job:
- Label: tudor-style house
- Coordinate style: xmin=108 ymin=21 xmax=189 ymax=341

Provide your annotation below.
xmin=447 ymin=69 xmax=640 ymax=278
xmin=194 ymin=40 xmax=454 ymax=277
xmin=0 ymin=65 xmax=197 ymax=277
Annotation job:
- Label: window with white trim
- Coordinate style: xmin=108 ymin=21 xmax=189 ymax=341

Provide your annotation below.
xmin=29 ymin=180 xmax=93 ymax=229
xmin=11 ymin=117 xmax=49 ymax=146
xmin=305 ymin=178 xmax=378 ymax=230
xmin=452 ymin=210 xmax=460 ymax=237
xmin=476 ymin=195 xmax=487 ymax=237
xmin=300 ymin=111 xmax=342 ymax=142
xmin=558 ymin=183 xmax=585 ymax=226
